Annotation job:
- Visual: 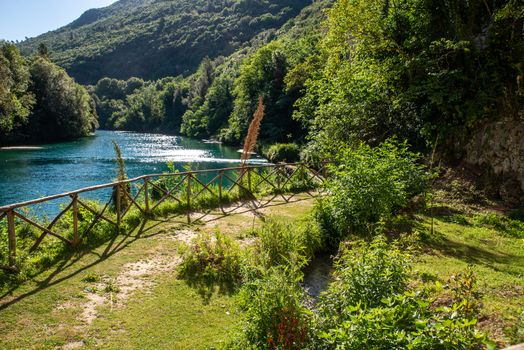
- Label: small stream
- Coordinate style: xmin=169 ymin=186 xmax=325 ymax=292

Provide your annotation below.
xmin=302 ymin=254 xmax=333 ymax=301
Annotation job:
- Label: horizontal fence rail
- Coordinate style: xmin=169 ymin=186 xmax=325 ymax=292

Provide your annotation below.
xmin=0 ymin=162 xmax=329 ymax=272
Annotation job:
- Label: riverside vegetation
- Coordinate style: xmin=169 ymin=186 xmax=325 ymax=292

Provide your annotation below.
xmin=0 ymin=139 xmax=523 ymax=348
xmin=0 ymin=0 xmax=523 ymax=348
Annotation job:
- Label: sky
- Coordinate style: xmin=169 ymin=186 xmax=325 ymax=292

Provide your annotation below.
xmin=0 ymin=0 xmax=117 ymax=42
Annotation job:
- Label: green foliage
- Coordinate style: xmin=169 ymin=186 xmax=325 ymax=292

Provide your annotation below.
xmin=316 ymin=139 xmax=430 ymax=242
xmin=0 ymin=44 xmax=34 ymax=144
xmin=0 ymin=44 xmax=98 ymax=146
xmin=19 ymin=0 xmax=312 ymax=84
xmin=84 ymin=1 xmax=329 ymax=144
xmin=316 ymin=236 xmax=410 ymax=330
xmin=312 ymin=237 xmax=490 ymax=349
xmin=251 ymin=219 xmax=321 ymax=270
xmin=178 ymin=230 xmax=244 ymax=287
xmin=237 ymin=265 xmax=310 ymax=350
xmin=315 ymin=292 xmax=489 ymax=350
xmin=264 ymin=143 xmax=300 ymax=163
xmin=296 ymin=0 xmax=524 ymax=153
xmin=28 ymin=57 xmax=98 ymax=141
xmin=229 ymin=218 xmax=324 ymax=349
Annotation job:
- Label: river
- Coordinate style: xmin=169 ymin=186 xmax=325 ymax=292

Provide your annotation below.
xmin=0 ymin=130 xmax=266 ymax=207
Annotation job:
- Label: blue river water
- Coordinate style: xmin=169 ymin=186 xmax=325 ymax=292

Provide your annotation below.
xmin=0 ymin=130 xmax=266 ymax=208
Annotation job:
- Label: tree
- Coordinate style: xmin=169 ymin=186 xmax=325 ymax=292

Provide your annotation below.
xmin=0 ymin=44 xmax=35 ymax=144
xmin=29 ymin=57 xmax=98 ymax=141
xmin=37 ymin=43 xmax=49 ymax=58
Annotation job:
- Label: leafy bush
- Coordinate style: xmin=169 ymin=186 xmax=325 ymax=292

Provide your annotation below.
xmin=178 ymin=230 xmax=243 ymax=287
xmin=315 ymin=139 xmax=430 ymax=243
xmin=238 ymin=266 xmax=310 ymax=350
xmin=312 ymin=237 xmax=491 ymax=350
xmin=316 ymin=292 xmax=489 ymax=350
xmin=265 ymin=143 xmax=300 ymax=163
xmin=316 ymin=236 xmax=410 ymax=330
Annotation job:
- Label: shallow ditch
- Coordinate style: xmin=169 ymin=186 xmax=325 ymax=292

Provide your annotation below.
xmin=302 ymin=253 xmax=333 ymax=303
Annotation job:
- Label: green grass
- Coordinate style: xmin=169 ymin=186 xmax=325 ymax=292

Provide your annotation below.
xmin=92 ymin=281 xmax=240 ymax=349
xmin=1 ymin=186 xmax=521 ymax=348
xmin=412 ymin=199 xmax=524 ymax=346
xmin=0 ymin=194 xmax=315 ymax=350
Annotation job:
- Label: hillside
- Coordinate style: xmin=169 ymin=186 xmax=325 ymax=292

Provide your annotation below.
xmin=18 ymin=0 xmax=312 ymax=84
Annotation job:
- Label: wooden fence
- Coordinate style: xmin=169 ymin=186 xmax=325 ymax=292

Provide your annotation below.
xmin=0 ymin=162 xmax=329 ymax=272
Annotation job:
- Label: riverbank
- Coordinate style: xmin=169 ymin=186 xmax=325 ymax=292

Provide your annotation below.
xmin=0 ymin=183 xmax=523 ymax=348
xmin=0 ymin=146 xmax=44 ymax=151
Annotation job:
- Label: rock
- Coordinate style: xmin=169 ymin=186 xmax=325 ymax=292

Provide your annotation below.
xmin=465 ymin=117 xmax=524 ymax=206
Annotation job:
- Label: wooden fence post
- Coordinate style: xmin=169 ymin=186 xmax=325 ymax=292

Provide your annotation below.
xmin=72 ymin=195 xmax=79 ymax=247
xmin=187 ymin=174 xmax=191 ymax=224
xmin=219 ymin=171 xmax=223 ymax=202
xmin=7 ymin=210 xmax=16 ymax=268
xmin=116 ymin=183 xmax=121 ymax=229
xmin=247 ymin=167 xmax=252 ymax=194
xmin=144 ymin=177 xmax=150 ymax=215
xmin=276 ymin=165 xmax=281 ymax=191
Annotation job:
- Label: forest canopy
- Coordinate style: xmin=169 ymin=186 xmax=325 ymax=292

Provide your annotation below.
xmin=90 ymin=0 xmax=523 ymax=154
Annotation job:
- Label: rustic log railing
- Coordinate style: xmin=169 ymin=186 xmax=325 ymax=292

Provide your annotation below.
xmin=0 ymin=162 xmax=329 ymax=272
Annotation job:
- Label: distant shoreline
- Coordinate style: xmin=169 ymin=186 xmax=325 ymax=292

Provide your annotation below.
xmin=0 ymin=146 xmax=43 ymax=151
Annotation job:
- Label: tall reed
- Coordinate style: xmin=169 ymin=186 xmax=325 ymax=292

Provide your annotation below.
xmin=241 ymin=96 xmax=265 ymax=163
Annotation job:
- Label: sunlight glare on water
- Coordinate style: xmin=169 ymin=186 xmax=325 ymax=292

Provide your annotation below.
xmin=0 ymin=130 xmax=266 ymax=207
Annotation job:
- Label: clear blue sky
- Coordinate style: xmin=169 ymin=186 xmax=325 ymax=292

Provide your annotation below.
xmin=0 ymin=0 xmax=117 ymax=42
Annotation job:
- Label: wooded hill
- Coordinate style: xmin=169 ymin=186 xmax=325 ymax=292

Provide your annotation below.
xmin=18 ymin=0 xmax=312 ymax=84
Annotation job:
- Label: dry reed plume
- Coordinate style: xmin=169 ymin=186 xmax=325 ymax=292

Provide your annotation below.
xmin=241 ymin=96 xmax=265 ymax=163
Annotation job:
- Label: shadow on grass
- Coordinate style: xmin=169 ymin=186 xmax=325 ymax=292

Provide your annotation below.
xmin=182 ymin=276 xmax=239 ymax=305
xmin=0 ymin=217 xmax=167 ymax=311
xmin=0 ymin=195 xmax=314 ymax=311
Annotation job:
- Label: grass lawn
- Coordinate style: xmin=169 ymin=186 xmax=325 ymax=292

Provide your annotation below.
xmin=0 ymin=187 xmax=522 ymax=348
xmin=0 ymin=194 xmax=314 ymax=349
xmin=411 ymin=183 xmax=524 ymax=347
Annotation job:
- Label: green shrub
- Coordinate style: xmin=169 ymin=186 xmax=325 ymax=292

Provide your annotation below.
xmin=316 ymin=236 xmax=411 ymax=330
xmin=316 ymin=139 xmax=430 ymax=243
xmin=265 ymin=143 xmax=300 ymax=163
xmin=311 ymin=237 xmax=491 ymax=350
xmin=229 ymin=218 xmax=324 ymax=349
xmin=316 ymin=292 xmax=489 ymax=350
xmin=178 ymin=230 xmax=243 ymax=287
xmin=238 ymin=266 xmax=310 ymax=349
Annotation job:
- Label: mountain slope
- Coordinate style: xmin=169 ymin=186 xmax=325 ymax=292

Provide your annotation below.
xmin=19 ymin=0 xmax=312 ymax=84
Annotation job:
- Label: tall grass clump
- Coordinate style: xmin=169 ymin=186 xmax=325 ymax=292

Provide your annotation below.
xmin=315 ymin=139 xmax=430 ymax=245
xmin=178 ymin=230 xmax=244 ymax=290
xmin=251 ymin=219 xmax=324 ymax=271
